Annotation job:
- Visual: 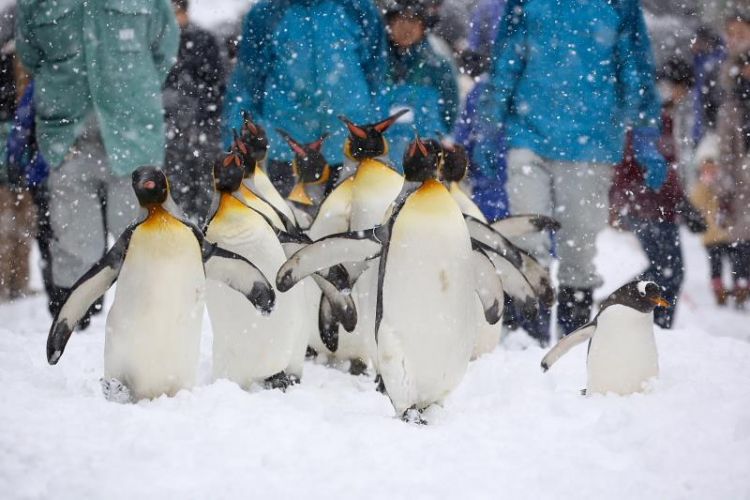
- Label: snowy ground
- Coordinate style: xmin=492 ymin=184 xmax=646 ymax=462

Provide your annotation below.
xmin=1 ymin=228 xmax=749 ymax=499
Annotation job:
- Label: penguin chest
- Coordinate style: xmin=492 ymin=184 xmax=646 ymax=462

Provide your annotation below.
xmin=104 ymin=220 xmax=205 ymax=400
xmin=205 ymin=203 xmax=305 ymax=384
xmin=350 ymin=160 xmax=403 ymax=230
xmin=587 ymin=305 xmax=659 ymax=395
xmin=378 ymin=183 xmax=476 ymax=410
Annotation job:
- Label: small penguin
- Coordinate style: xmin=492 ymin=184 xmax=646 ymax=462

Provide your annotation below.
xmin=541 ymin=280 xmax=668 ymax=395
xmin=47 ymin=166 xmax=275 ymax=402
xmin=276 ymin=128 xmax=331 ymax=228
xmin=304 ymin=111 xmax=409 ymax=375
xmin=205 ymin=154 xmax=311 ymax=389
xmin=276 ymin=138 xmax=507 ymax=423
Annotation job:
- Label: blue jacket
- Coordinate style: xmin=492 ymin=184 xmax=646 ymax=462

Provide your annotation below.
xmin=485 ymin=0 xmax=661 ymax=164
xmin=223 ymin=0 xmax=388 ymax=163
xmin=6 ymin=81 xmax=48 ymax=189
xmin=384 ymin=39 xmax=459 ymax=165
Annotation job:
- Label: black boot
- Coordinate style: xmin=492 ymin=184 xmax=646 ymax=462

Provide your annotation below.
xmin=557 ymin=287 xmax=594 ymax=335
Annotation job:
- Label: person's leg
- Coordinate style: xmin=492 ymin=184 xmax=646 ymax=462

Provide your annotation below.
xmin=707 ymin=244 xmax=728 ymax=305
xmin=0 ymin=186 xmax=15 ymax=300
xmin=8 ymin=191 xmax=36 ymax=298
xmin=631 ymin=219 xmax=683 ymax=328
xmin=552 ymin=161 xmax=614 ymax=334
xmin=731 ymin=241 xmax=750 ymax=309
xmin=104 ymin=168 xmax=139 ymax=241
xmin=506 ymin=148 xmax=554 ymax=344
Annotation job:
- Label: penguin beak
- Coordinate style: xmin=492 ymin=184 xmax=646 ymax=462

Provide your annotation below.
xmin=651 ymin=296 xmax=670 ymax=308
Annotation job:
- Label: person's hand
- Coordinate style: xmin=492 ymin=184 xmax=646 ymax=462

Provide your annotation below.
xmin=632 ymin=127 xmax=668 ymax=190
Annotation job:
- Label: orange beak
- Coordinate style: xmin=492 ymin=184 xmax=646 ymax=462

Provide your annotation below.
xmin=651 ymin=296 xmax=670 ymax=308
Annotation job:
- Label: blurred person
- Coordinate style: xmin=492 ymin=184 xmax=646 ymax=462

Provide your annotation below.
xmin=223 ymin=0 xmax=388 ymax=194
xmin=689 ymin=134 xmax=734 ymax=306
xmin=383 ymin=0 xmax=459 ymax=166
xmin=0 ymin=7 xmax=35 ymax=302
xmin=716 ymin=26 xmax=750 ymax=309
xmin=164 ymin=0 xmax=225 ymax=223
xmin=690 ymin=26 xmax=725 ymax=144
xmin=483 ymin=0 xmax=667 ymax=343
xmin=610 ymin=57 xmax=707 ymax=329
xmin=16 ymin=0 xmax=179 ymax=322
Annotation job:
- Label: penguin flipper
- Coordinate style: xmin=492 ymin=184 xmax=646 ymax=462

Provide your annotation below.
xmin=466 ymin=216 xmax=555 ymax=307
xmin=311 ymin=273 xmax=357 ymax=332
xmin=276 ymin=227 xmax=385 ymax=292
xmin=541 ymin=322 xmax=597 ymax=372
xmin=203 ymin=243 xmax=276 ymax=314
xmin=318 ymin=296 xmax=339 ymax=352
xmin=47 ymin=225 xmax=135 ymax=365
xmin=472 ymin=249 xmax=505 ymax=325
xmin=490 ymin=214 xmax=561 ymax=237
xmin=473 ymin=239 xmax=539 ymax=321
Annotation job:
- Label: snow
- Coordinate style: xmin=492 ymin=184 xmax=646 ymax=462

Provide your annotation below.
xmin=1 ymin=228 xmax=749 ymax=499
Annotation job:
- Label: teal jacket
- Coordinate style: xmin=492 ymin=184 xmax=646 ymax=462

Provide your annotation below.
xmin=223 ymin=0 xmax=388 ymax=163
xmin=16 ymin=0 xmax=179 ymax=175
xmin=385 ymin=38 xmax=459 ymax=166
xmin=485 ymin=0 xmax=661 ymax=164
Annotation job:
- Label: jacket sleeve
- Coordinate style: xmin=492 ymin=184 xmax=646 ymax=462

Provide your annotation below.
xmin=346 ymin=0 xmax=388 ymax=97
xmin=614 ymin=0 xmax=661 ymax=128
xmin=223 ymin=1 xmax=276 ymax=146
xmin=485 ymin=0 xmax=527 ymax=127
xmin=14 ymin=6 xmax=41 ymax=75
xmin=150 ymin=0 xmax=180 ymax=85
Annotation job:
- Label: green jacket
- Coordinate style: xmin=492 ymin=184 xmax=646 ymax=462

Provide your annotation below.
xmin=16 ymin=0 xmax=178 ymax=175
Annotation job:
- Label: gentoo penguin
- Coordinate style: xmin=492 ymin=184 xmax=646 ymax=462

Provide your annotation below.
xmin=47 ymin=166 xmax=275 ymax=402
xmin=276 ymin=138 xmax=506 ymax=423
xmin=541 ymin=280 xmax=668 ymax=395
xmin=276 ymin=129 xmax=331 ymax=229
xmin=303 ymin=111 xmax=408 ymax=375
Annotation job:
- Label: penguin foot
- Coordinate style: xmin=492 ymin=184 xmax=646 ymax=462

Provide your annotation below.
xmin=287 ymin=374 xmax=301 ymax=386
xmin=264 ymin=371 xmax=293 ymax=392
xmin=101 ymin=378 xmax=133 ymax=404
xmin=401 ymin=407 xmax=427 ymax=426
xmin=348 ymin=358 xmax=368 ymax=376
xmin=374 ymin=374 xmax=386 ymax=394
xmin=580 ymin=388 xmax=587 ymax=396
xmin=305 ymin=346 xmax=318 ymax=360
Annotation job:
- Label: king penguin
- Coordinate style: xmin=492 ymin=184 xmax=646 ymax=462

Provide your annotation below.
xmin=275 ymin=137 xmax=507 ymax=423
xmin=541 ymin=280 xmax=668 ymax=395
xmin=46 ymin=166 xmax=275 ymax=402
xmin=204 ymin=152 xmax=311 ymax=389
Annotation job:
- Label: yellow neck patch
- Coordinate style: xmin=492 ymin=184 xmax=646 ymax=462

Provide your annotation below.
xmin=141 ymin=205 xmax=183 ymax=231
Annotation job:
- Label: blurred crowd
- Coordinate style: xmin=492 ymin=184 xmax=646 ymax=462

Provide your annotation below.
xmin=0 ymin=0 xmax=748 ymax=343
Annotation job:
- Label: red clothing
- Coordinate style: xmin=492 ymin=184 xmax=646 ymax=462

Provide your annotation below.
xmin=610 ymin=108 xmax=686 ymax=223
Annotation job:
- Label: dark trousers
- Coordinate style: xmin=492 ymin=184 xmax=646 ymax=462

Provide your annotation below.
xmin=628 ymin=218 xmax=684 ymax=329
xmin=731 ymin=240 xmax=750 ymax=283
xmin=707 ymin=244 xmax=732 ymax=280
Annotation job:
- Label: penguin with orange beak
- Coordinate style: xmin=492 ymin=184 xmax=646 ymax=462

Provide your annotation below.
xmin=541 ymin=280 xmax=668 ymax=396
xmin=276 ymin=129 xmax=331 ymax=229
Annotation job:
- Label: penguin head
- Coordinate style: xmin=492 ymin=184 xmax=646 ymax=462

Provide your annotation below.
xmin=132 ymin=166 xmax=169 ymax=207
xmin=213 ymin=150 xmax=245 ymax=193
xmin=277 ymin=129 xmax=331 ymax=184
xmin=403 ymin=135 xmax=442 ymax=182
xmin=340 ymin=109 xmax=409 ymax=161
xmin=440 ymin=141 xmax=469 ymax=183
xmin=604 ymin=280 xmax=671 ymax=314
xmin=239 ymin=111 xmax=269 ymax=163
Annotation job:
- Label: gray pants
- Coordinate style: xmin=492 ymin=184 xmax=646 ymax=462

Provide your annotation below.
xmin=506 ymin=148 xmax=613 ymax=289
xmin=48 ymin=131 xmax=138 ymax=288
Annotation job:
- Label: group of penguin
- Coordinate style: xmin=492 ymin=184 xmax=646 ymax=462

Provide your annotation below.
xmin=47 ymin=110 xmax=669 ymax=423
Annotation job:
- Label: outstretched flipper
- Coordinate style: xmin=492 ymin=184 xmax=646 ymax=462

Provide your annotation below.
xmin=541 ymin=322 xmax=597 ymax=372
xmin=47 ymin=225 xmax=135 ymax=364
xmin=491 ymin=214 xmax=560 ymax=237
xmin=472 ymin=239 xmax=539 ymax=320
xmin=472 ymin=249 xmax=505 ymax=325
xmin=202 ymin=242 xmax=276 ymax=314
xmin=276 ymin=227 xmax=386 ymax=292
xmin=466 ymin=216 xmax=555 ymax=307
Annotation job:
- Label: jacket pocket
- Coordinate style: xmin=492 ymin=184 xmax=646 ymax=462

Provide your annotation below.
xmin=103 ymin=0 xmax=153 ymax=53
xmin=30 ymin=6 xmax=82 ymax=63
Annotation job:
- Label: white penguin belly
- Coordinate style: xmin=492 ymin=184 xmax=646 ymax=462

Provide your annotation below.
xmin=587 ymin=305 xmax=659 ymax=395
xmin=104 ymin=223 xmax=205 ymax=400
xmin=378 ymin=185 xmax=476 ymax=413
xmin=206 ymin=204 xmax=307 ymax=387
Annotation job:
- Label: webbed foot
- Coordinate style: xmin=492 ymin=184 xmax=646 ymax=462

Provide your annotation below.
xmin=101 ymin=377 xmax=133 ymax=404
xmin=264 ymin=371 xmax=292 ymax=391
